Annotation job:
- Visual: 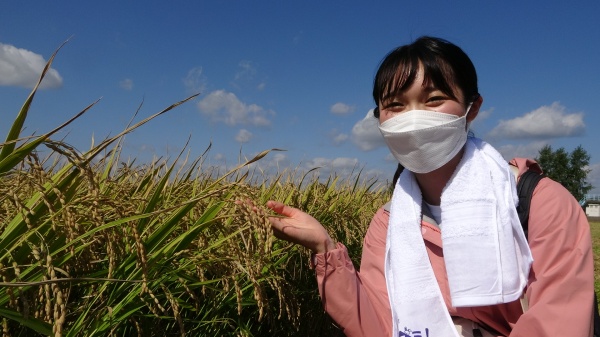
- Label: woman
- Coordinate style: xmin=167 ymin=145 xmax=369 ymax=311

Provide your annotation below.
xmin=266 ymin=36 xmax=594 ymax=337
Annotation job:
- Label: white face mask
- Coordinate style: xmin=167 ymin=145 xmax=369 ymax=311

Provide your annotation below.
xmin=378 ymin=107 xmax=471 ymax=174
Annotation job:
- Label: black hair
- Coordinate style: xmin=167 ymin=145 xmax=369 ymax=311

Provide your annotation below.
xmin=372 ymin=36 xmax=479 ymax=118
xmin=392 ymin=163 xmax=404 ymax=187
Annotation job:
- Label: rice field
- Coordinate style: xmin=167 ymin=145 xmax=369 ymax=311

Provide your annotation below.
xmin=0 ymin=48 xmax=391 ymax=336
xmin=0 ymin=142 xmax=386 ymax=337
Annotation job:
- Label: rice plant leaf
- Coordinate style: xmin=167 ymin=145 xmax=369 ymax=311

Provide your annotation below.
xmin=53 ymin=212 xmax=158 ymax=257
xmin=0 ymin=99 xmax=97 ymax=175
xmin=91 ymin=297 xmax=146 ymax=335
xmin=70 ymin=284 xmax=145 ymax=336
xmin=132 ymin=169 xmax=155 ymax=195
xmin=65 ymin=300 xmax=99 ymax=337
xmin=0 ymin=169 xmax=80 ymax=260
xmin=352 ymin=168 xmax=363 ymax=194
xmin=137 ymin=162 xmax=175 ymax=230
xmin=262 ymin=174 xmax=282 ymax=203
xmin=323 ymin=176 xmax=339 ymax=200
xmin=0 ymin=307 xmax=53 ymax=335
xmin=0 ymin=40 xmax=68 ymax=161
xmin=199 ymin=226 xmax=248 ymax=254
xmin=98 ymin=99 xmax=144 ymax=185
xmin=161 ymin=201 xmax=226 ymax=256
xmin=81 ymin=94 xmax=199 ymax=165
xmin=0 ymin=136 xmax=47 ymax=174
xmin=144 ymin=200 xmax=200 ymax=255
xmin=243 ymin=148 xmax=284 ymax=166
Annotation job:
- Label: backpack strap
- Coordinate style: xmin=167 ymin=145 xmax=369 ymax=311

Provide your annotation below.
xmin=516 ymin=170 xmax=545 ymax=240
xmin=512 ymin=168 xmax=543 ymax=317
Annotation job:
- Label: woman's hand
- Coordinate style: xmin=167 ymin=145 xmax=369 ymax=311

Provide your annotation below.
xmin=266 ymin=200 xmax=336 ymax=254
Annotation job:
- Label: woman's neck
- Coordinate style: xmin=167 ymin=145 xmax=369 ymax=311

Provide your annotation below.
xmin=414 ymin=147 xmax=465 ymax=206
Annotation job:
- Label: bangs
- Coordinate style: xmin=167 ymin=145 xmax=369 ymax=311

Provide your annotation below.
xmin=373 ymin=48 xmax=459 ymax=105
xmin=372 ymin=36 xmax=479 ymax=119
xmin=375 ymin=55 xmax=420 ymax=104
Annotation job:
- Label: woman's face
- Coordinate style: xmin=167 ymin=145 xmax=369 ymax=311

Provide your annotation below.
xmin=377 ymin=68 xmax=466 ymax=124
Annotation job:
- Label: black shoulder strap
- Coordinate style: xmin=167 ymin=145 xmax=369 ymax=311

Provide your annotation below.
xmin=516 ymin=170 xmax=545 ymax=240
xmin=515 ymin=168 xmax=600 ymax=336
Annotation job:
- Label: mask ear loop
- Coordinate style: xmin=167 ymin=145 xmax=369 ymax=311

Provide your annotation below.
xmin=465 ymin=102 xmax=474 ymax=131
xmin=465 ymin=93 xmax=480 ymax=132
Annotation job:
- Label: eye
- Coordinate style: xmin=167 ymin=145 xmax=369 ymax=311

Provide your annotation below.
xmin=381 ymin=100 xmax=405 ymax=112
xmin=427 ymin=96 xmax=445 ymax=102
xmin=384 ymin=102 xmax=403 ymax=109
xmin=426 ymin=95 xmax=448 ymax=106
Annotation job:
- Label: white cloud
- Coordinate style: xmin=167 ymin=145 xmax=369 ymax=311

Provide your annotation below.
xmin=494 ymin=141 xmax=548 ymax=161
xmin=240 ymin=151 xmax=290 ymax=174
xmin=333 ymin=133 xmax=348 ymax=144
xmin=470 ymin=107 xmax=493 ymax=130
xmin=487 ymin=102 xmax=585 ymax=140
xmin=0 ymin=42 xmax=63 ymax=89
xmin=235 ymin=129 xmax=253 ymax=143
xmin=183 ymin=66 xmax=207 ymax=93
xmin=351 ymin=109 xmax=385 ymax=151
xmin=140 ymin=144 xmax=154 ymax=151
xmin=330 ymin=102 xmax=354 ymax=115
xmin=242 ymin=152 xmax=387 ymax=187
xmin=296 ymin=156 xmax=389 ymax=184
xmin=197 ymin=90 xmax=274 ymax=127
xmin=384 ymin=152 xmax=396 ymax=163
xmin=234 ymin=60 xmax=257 ymax=82
xmin=270 ymin=152 xmax=288 ymax=165
xmin=119 ymin=78 xmax=133 ymax=90
xmin=302 ymin=157 xmax=360 ymax=177
xmin=331 ymin=157 xmax=360 ymax=168
xmin=476 ymin=107 xmax=493 ymax=121
xmin=328 ymin=128 xmax=348 ymax=145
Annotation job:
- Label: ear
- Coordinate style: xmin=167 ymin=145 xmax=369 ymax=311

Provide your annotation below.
xmin=466 ymin=95 xmax=483 ymax=123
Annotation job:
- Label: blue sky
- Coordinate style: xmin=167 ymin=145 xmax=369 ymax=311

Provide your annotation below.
xmin=1 ymin=1 xmax=599 ymax=194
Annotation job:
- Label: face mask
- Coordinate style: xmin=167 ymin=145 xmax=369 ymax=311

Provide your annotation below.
xmin=378 ymin=107 xmax=471 ymax=174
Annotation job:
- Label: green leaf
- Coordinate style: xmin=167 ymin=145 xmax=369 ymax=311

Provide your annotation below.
xmin=0 ymin=40 xmax=67 ymax=162
xmin=0 ymin=135 xmax=47 ymax=174
xmin=0 ymin=307 xmax=53 ymax=335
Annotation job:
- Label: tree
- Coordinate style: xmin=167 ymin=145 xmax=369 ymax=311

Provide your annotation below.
xmin=535 ymin=145 xmax=593 ymax=201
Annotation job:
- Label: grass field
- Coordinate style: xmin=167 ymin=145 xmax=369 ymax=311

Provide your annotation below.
xmin=590 ymin=221 xmax=600 ymax=295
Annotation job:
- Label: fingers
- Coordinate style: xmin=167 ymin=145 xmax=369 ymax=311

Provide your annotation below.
xmin=266 ymin=200 xmax=296 ymax=217
xmin=265 ymin=202 xmax=299 ymax=236
xmin=265 ymin=200 xmax=334 ymax=253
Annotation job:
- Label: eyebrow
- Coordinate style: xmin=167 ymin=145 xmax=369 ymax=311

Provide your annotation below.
xmin=380 ymin=92 xmax=399 ymax=103
xmin=380 ymin=85 xmax=438 ymax=103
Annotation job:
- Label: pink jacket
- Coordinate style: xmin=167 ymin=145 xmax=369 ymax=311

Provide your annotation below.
xmin=312 ymin=158 xmax=594 ymax=336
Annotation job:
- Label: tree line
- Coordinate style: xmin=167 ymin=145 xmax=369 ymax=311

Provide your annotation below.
xmin=536 ymin=145 xmax=593 ymax=202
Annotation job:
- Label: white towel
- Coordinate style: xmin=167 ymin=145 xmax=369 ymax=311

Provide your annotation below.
xmin=385 ymin=137 xmax=533 ymax=337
